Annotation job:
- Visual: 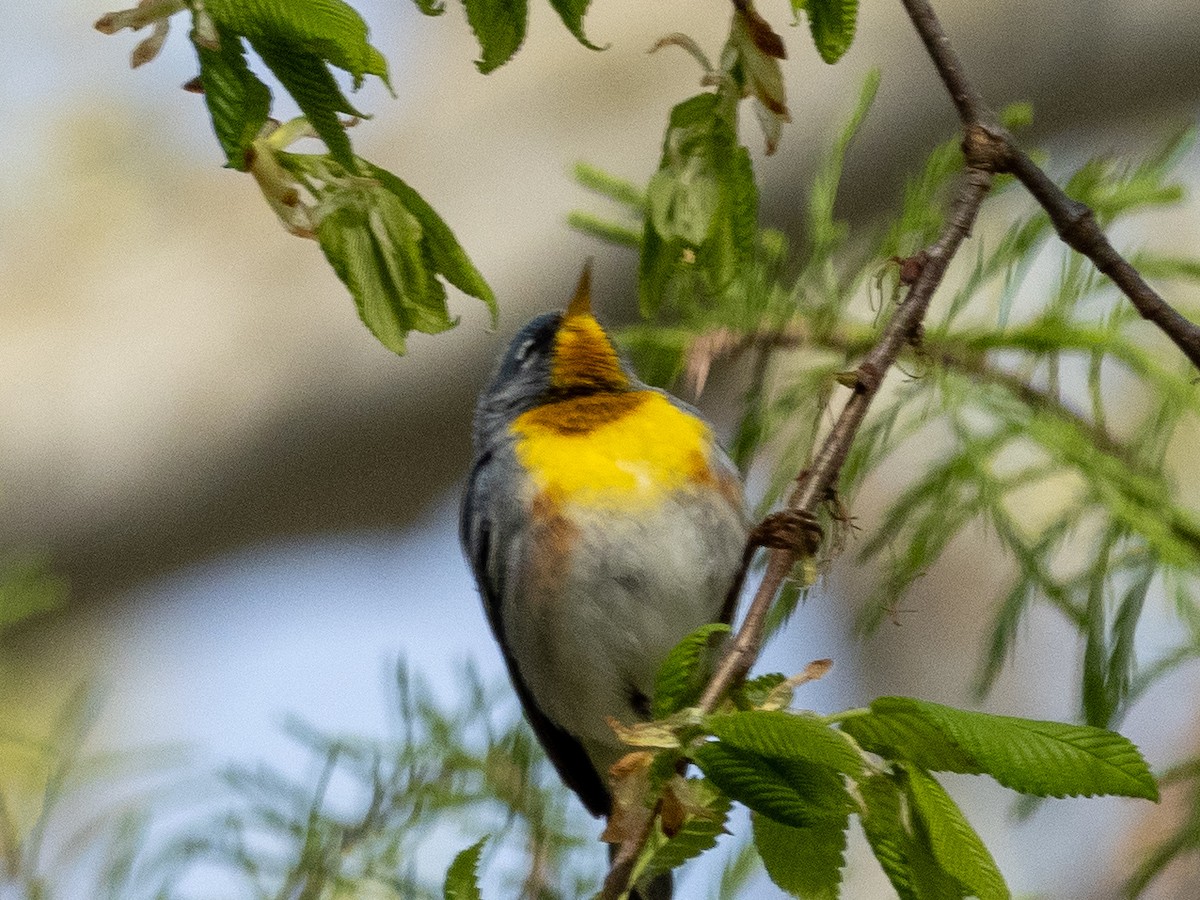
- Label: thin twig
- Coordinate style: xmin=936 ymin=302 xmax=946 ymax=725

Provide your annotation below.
xmin=699 ymin=166 xmax=994 ymax=713
xmin=900 ymin=0 xmax=1200 ymax=372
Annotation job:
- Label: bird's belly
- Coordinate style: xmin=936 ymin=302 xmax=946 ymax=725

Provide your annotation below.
xmin=504 ymin=486 xmax=746 ymax=768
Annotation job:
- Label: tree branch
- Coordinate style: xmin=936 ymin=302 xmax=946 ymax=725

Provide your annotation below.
xmin=698 ymin=166 xmax=994 ymax=713
xmin=900 ymin=0 xmax=1200 ymax=372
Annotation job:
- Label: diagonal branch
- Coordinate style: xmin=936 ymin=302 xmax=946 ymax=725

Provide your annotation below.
xmin=600 ymin=162 xmax=994 ymax=900
xmin=698 ymin=164 xmax=995 ymax=713
xmin=900 ymin=0 xmax=1200 ymax=372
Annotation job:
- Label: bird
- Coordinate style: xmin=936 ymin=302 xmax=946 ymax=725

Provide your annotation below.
xmin=460 ymin=264 xmax=749 ymax=898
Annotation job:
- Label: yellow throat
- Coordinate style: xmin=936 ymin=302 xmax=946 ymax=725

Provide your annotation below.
xmin=509 ymin=264 xmax=713 ymax=510
xmin=549 ymin=263 xmax=629 ymax=393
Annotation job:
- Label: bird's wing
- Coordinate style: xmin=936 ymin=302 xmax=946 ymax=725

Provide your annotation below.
xmin=460 ymin=447 xmax=612 ymax=817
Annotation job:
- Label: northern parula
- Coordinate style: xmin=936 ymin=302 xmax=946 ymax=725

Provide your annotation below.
xmin=460 ymin=266 xmax=748 ymax=896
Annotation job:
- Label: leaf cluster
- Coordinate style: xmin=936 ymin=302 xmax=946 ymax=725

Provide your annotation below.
xmin=98 ymin=0 xmax=495 ymax=355
xmin=624 ymin=631 xmax=1157 ymax=900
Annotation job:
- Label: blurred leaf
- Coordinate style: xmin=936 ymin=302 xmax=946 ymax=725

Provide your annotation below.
xmin=641 ymin=92 xmax=758 ymax=315
xmin=411 ymin=0 xmax=447 ymax=14
xmin=728 ymin=6 xmax=790 ymax=154
xmin=0 ymin=557 xmax=67 ymax=634
xmin=444 ymin=837 xmax=488 ymax=900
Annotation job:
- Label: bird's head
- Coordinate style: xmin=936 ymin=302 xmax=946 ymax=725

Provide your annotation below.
xmin=473 ymin=263 xmax=633 ymax=449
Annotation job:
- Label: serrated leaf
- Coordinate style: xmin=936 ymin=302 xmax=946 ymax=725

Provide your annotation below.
xmin=691 ymin=742 xmax=849 ymax=828
xmin=653 ymin=623 xmax=730 ymax=718
xmin=839 ymin=707 xmax=982 ymax=775
xmin=753 ymin=810 xmax=847 ymax=899
xmin=308 ymin=174 xmax=448 ymax=353
xmin=206 ymin=0 xmax=390 ymax=88
xmin=360 ymin=161 xmax=497 ymax=325
xmin=443 ymin=837 xmax=487 ymax=900
xmin=904 ymin=767 xmax=1009 ymax=900
xmin=843 ymin=697 xmax=1159 ymax=801
xmin=251 ymin=37 xmax=361 ymax=169
xmin=194 ymin=23 xmax=271 ymax=169
xmin=547 ymin=0 xmax=601 ymax=50
xmin=462 ymin=0 xmax=528 ymax=73
xmin=706 ymin=710 xmax=865 ymax=776
xmin=795 ymin=0 xmax=859 ymax=64
xmin=860 ymin=774 xmax=964 ymax=900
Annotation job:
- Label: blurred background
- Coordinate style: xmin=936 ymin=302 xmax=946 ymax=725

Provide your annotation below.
xmin=3 ymin=0 xmax=1200 ymax=896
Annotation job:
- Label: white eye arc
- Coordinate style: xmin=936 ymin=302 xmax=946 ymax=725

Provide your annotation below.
xmin=514 ymin=337 xmax=537 ymax=363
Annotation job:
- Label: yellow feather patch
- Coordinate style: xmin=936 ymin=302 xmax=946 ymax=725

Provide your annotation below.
xmin=510 ymin=391 xmax=713 ymax=510
xmin=550 ymin=314 xmax=628 ymax=392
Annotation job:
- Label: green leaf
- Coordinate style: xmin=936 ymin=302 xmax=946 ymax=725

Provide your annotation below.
xmin=206 ymin=0 xmax=390 ymax=89
xmin=640 ymin=92 xmax=758 ymax=315
xmin=904 ymin=767 xmax=1009 ymax=900
xmin=361 ymin=161 xmax=498 ymax=325
xmin=412 ymin=0 xmax=446 ymax=14
xmin=443 ymin=837 xmax=487 ymax=900
xmin=0 ymin=557 xmax=67 ymax=634
xmin=691 ymin=742 xmax=850 ymax=828
xmin=462 ymin=0 xmax=528 ymax=73
xmin=842 ymin=697 xmax=1159 ymax=801
xmin=653 ymin=623 xmax=729 ymax=718
xmin=547 ymin=0 xmax=601 ymax=50
xmin=860 ymin=774 xmax=965 ymax=900
xmin=251 ymin=37 xmax=362 ymax=169
xmin=794 ymin=0 xmax=859 ymax=64
xmin=706 ymin=710 xmax=865 ymax=776
xmin=806 ymin=68 xmax=878 ymax=263
xmin=753 ymin=810 xmax=847 ymax=899
xmin=282 ymin=153 xmax=494 ymax=353
xmin=194 ymin=24 xmax=271 ymax=169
